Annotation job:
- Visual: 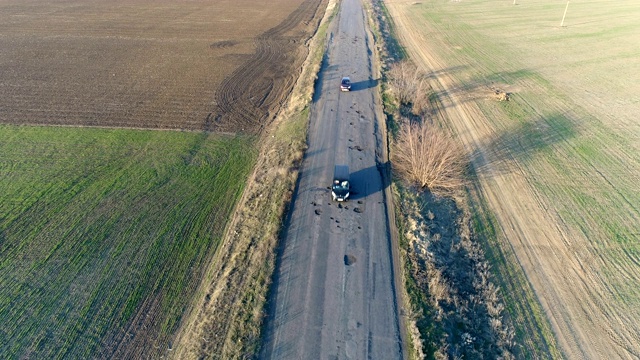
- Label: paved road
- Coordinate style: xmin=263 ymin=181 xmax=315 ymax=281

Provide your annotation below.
xmin=260 ymin=0 xmax=404 ymax=358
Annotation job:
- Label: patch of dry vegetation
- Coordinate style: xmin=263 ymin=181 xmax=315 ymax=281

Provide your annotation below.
xmin=398 ymin=189 xmax=517 ymax=359
xmin=386 ymin=73 xmax=515 ymax=356
xmin=386 ymin=61 xmax=466 ymax=195
xmin=393 ymin=121 xmax=466 ymax=194
xmin=387 ymin=61 xmax=433 ymax=116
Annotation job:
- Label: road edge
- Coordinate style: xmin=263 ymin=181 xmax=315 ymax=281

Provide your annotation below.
xmin=362 ymin=0 xmax=409 ymax=358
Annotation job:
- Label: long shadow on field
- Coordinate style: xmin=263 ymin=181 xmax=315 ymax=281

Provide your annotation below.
xmin=470 ymin=112 xmax=578 ymax=177
xmin=313 ymin=51 xmax=331 ymax=104
xmin=426 ymin=64 xmax=468 ymax=80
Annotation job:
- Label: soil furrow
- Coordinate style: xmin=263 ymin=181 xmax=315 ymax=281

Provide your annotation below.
xmin=211 ymin=0 xmax=324 ymax=133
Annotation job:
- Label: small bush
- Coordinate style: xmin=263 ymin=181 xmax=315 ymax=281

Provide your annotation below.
xmin=393 ymin=121 xmax=466 ymax=193
xmin=387 ymin=61 xmax=432 ymax=115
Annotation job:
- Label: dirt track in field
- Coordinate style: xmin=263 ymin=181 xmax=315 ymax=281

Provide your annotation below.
xmin=385 ymin=0 xmax=640 ymax=359
xmin=0 ymin=0 xmax=324 ymax=133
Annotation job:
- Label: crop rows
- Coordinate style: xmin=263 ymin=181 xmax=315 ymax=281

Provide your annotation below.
xmin=0 ymin=126 xmax=255 ymax=358
xmin=0 ymin=0 xmax=317 ymax=133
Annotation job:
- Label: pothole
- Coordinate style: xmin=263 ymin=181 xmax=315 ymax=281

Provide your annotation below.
xmin=344 ymin=254 xmax=357 ymax=266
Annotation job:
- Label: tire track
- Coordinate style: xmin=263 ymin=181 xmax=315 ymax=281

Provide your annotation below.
xmin=212 ymin=0 xmax=325 ymax=133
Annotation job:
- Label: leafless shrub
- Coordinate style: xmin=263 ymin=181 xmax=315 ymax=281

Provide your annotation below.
xmin=387 ymin=61 xmax=433 ymax=115
xmin=388 ymin=61 xmax=419 ymax=104
xmin=393 ymin=121 xmax=466 ymax=194
xmin=412 ymin=77 xmax=433 ymax=116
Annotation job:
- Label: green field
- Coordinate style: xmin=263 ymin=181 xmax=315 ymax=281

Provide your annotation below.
xmin=388 ymin=0 xmax=640 ymax=358
xmin=407 ymin=0 xmax=640 ymax=290
xmin=0 ymin=125 xmax=255 ymax=358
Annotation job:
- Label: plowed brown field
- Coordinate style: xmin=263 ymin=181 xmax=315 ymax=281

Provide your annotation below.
xmin=0 ymin=0 xmax=324 ymax=132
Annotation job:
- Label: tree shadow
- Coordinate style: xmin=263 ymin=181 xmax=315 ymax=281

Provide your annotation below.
xmin=347 ymin=161 xmax=391 ymax=201
xmin=426 ymin=68 xmax=539 ymax=111
xmin=481 ymin=69 xmax=538 ymax=85
xmin=312 ymin=51 xmax=332 ymax=103
xmin=425 ymin=65 xmax=469 ymax=80
xmin=471 ymin=112 xmax=579 ymax=176
xmin=303 ymin=147 xmax=325 ymax=159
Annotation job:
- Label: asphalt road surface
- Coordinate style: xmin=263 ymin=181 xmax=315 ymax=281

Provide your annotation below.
xmin=260 ymin=0 xmax=404 ymax=358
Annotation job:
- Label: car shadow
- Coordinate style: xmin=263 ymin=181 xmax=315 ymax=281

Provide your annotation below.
xmin=349 ymin=78 xmax=379 ymax=92
xmin=347 ymin=160 xmax=390 ymax=201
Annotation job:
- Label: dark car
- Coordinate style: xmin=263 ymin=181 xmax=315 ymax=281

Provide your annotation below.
xmin=340 ymin=77 xmax=352 ymax=91
xmin=331 ymin=165 xmax=350 ymax=201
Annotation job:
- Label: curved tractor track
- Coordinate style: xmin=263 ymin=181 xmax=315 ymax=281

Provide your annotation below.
xmin=212 ymin=0 xmax=325 ymax=133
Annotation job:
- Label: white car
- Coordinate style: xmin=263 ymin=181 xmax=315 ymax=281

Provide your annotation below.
xmin=340 ymin=77 xmax=352 ymax=91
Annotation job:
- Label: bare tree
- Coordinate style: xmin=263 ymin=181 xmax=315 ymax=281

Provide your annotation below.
xmin=388 ymin=60 xmax=433 ymax=116
xmin=388 ymin=61 xmax=419 ymax=104
xmin=393 ymin=121 xmax=466 ymax=193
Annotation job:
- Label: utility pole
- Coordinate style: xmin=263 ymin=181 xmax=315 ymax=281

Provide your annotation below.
xmin=560 ymin=1 xmax=570 ymax=27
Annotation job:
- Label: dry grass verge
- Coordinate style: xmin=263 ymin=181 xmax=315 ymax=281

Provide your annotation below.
xmin=169 ymin=0 xmax=337 ymax=358
xmin=396 ymin=187 xmax=517 ymax=359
